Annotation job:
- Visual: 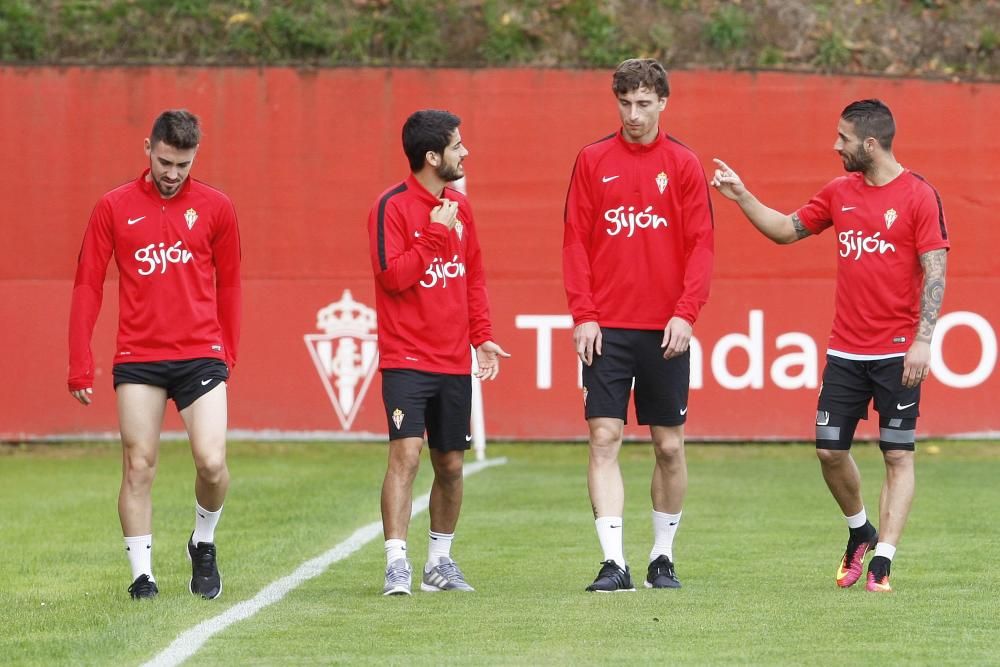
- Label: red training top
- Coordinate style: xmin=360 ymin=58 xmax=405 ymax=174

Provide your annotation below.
xmin=796 ymin=170 xmax=950 ymax=358
xmin=563 ymin=131 xmax=715 ymax=330
xmin=68 ymin=170 xmax=242 ymax=391
xmin=368 ymin=174 xmax=494 ymax=375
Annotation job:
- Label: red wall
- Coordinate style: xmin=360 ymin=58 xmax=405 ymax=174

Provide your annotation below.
xmin=1 ymin=67 xmax=997 ymax=440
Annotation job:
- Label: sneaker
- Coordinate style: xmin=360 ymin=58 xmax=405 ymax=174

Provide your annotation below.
xmin=128 ymin=574 xmax=158 ymax=600
xmin=383 ymin=558 xmax=412 ymax=596
xmin=585 ymin=560 xmax=635 ymax=592
xmin=187 ymin=533 xmax=222 ymax=600
xmin=866 ymin=556 xmax=893 ymax=593
xmin=645 ymin=554 xmax=681 ymax=589
xmin=421 ymin=557 xmax=475 ymax=592
xmin=836 ymin=522 xmax=878 ymax=588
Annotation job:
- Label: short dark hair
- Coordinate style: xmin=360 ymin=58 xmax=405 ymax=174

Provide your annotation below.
xmin=402 ymin=110 xmax=461 ymax=172
xmin=150 ymin=109 xmax=201 ymax=150
xmin=612 ymin=58 xmax=670 ymax=99
xmin=841 ymin=99 xmax=895 ymax=150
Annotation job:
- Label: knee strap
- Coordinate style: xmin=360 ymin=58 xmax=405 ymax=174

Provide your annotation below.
xmin=816 ymin=411 xmax=860 ymax=450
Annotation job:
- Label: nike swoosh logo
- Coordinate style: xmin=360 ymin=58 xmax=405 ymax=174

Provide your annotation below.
xmin=602 ymin=175 xmax=620 ymax=183
xmin=609 ymin=525 xmax=621 ymax=529
xmin=897 ymin=401 xmax=916 ymax=410
xmin=841 ymin=206 xmax=856 ymax=212
xmin=680 ymin=407 xmax=688 ymax=415
xmin=836 ymin=565 xmax=851 ymax=581
xmin=127 ymin=216 xmax=146 ymax=225
xmin=201 ymin=379 xmax=213 ymax=386
xmin=465 ymin=434 xmax=472 ymax=442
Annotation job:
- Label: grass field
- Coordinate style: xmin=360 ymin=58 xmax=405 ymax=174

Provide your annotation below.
xmin=2 ymin=440 xmax=998 ymax=666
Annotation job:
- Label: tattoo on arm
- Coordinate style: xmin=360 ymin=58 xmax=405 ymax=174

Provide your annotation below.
xmin=791 ymin=213 xmax=811 ymax=240
xmin=916 ymin=249 xmax=947 ymax=342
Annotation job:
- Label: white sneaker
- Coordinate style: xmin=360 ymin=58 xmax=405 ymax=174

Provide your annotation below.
xmin=382 ymin=558 xmax=412 ymax=596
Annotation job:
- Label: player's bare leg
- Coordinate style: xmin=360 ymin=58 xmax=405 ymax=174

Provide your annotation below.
xmin=117 ymin=384 xmax=168 ymax=537
xmin=815 ymin=448 xmax=864 ymax=516
xmin=877 ymin=449 xmax=914 ymax=546
xmin=180 ymin=382 xmax=229 ymax=599
xmin=864 ymin=449 xmax=916 ymax=592
xmin=116 ymin=383 xmax=167 ymax=598
xmin=817 ymin=447 xmax=878 ymax=588
xmin=650 ymin=425 xmax=686 ymax=513
xmin=381 ymin=436 xmax=423 ymax=595
xmin=584 ymin=417 xmax=633 ymax=591
xmin=181 ymin=383 xmax=230 ymax=512
xmin=588 ymin=417 xmax=626 ymax=518
xmin=381 ymin=437 xmax=424 ymax=540
xmin=646 ymin=424 xmax=685 ymax=588
xmin=421 ymin=448 xmax=474 ymax=592
xmin=428 ymin=448 xmax=464 ymax=534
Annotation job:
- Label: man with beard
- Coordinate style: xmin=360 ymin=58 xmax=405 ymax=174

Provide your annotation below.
xmin=368 ymin=109 xmax=509 ymax=596
xmin=69 ymin=109 xmax=242 ymax=600
xmin=711 ymin=99 xmax=949 ymax=592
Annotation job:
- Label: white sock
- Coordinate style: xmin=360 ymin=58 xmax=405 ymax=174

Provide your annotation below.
xmin=650 ymin=510 xmax=682 ymax=562
xmin=192 ymin=502 xmax=223 ymax=545
xmin=124 ymin=535 xmax=154 ymax=582
xmin=873 ymin=542 xmax=896 ymax=561
xmin=844 ymin=508 xmax=868 ymax=529
xmin=427 ymin=530 xmax=454 ymax=567
xmin=595 ymin=516 xmax=625 ymax=569
xmin=385 ymin=539 xmax=407 ymax=565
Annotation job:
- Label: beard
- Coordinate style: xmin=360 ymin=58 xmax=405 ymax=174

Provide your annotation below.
xmin=841 ymin=145 xmax=874 ymax=173
xmin=435 ymin=161 xmax=464 ymax=182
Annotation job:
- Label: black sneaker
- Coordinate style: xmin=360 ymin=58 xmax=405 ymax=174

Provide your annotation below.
xmin=645 ymin=554 xmax=681 ymax=589
xmin=187 ymin=533 xmax=222 ymax=600
xmin=585 ymin=560 xmax=635 ymax=592
xmin=128 ymin=574 xmax=158 ymax=600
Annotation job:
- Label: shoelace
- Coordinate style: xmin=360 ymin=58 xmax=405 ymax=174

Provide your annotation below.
xmin=434 ymin=561 xmax=466 ymax=583
xmin=597 ymin=560 xmax=624 ymax=580
xmin=192 ymin=543 xmax=217 ymax=577
xmin=386 ymin=564 xmax=410 ymax=585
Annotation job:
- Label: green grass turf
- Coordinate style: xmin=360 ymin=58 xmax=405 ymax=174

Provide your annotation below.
xmin=2 ymin=441 xmax=998 ymax=665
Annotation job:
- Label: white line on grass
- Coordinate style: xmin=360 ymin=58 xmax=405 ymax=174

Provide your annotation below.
xmin=143 ymin=456 xmax=508 ymax=667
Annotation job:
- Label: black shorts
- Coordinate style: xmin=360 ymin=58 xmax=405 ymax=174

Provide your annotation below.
xmin=581 ymin=328 xmax=690 ymax=426
xmin=818 ymin=355 xmax=920 ymax=420
xmin=381 ymin=369 xmax=472 ymax=451
xmin=113 ymin=358 xmax=229 ymax=411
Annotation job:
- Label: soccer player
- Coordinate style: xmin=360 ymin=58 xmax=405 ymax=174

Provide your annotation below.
xmin=711 ymin=99 xmax=949 ymax=592
xmin=68 ymin=110 xmax=242 ymax=600
xmin=368 ymin=109 xmax=509 ymax=597
xmin=562 ymin=59 xmax=715 ymax=592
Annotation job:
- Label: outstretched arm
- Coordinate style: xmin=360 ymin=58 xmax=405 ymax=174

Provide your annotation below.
xmin=710 ymin=158 xmax=811 ymax=244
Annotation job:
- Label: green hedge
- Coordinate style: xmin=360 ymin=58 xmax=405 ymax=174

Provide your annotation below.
xmin=2 ymin=0 xmax=997 ymax=79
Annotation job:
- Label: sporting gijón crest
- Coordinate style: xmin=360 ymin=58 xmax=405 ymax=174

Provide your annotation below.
xmin=304 ymin=289 xmax=379 ymax=430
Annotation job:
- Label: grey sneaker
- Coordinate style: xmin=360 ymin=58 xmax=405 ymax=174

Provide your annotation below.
xmin=382 ymin=558 xmax=412 ymax=596
xmin=420 ymin=557 xmax=475 ymax=592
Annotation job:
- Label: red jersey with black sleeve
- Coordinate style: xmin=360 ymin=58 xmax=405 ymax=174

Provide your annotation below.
xmin=68 ymin=169 xmax=242 ymax=391
xmin=796 ymin=169 xmax=950 ymax=358
xmin=368 ymin=174 xmax=494 ymax=375
xmin=563 ymin=131 xmax=715 ymax=330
